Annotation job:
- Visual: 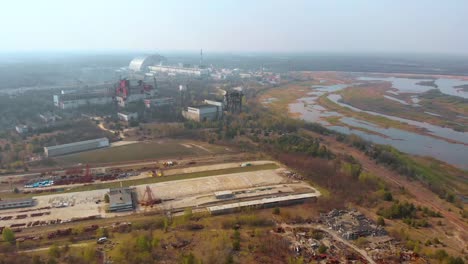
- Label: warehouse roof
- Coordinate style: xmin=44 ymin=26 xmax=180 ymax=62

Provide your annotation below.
xmin=109 ymin=188 xmax=134 ymax=211
xmin=207 ymin=193 xmax=316 ymax=212
xmin=0 ymin=198 xmax=34 ymax=206
xmin=45 ymin=137 xmax=109 ymax=151
xmin=214 ymin=190 xmax=233 ymax=196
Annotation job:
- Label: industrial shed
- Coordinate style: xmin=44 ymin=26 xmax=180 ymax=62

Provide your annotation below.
xmin=207 ymin=193 xmax=317 ymax=215
xmin=0 ymin=198 xmax=34 ymax=210
xmin=108 ymin=188 xmax=135 ymax=212
xmin=182 ymin=104 xmax=221 ymax=122
xmin=44 ymin=138 xmax=109 ymax=157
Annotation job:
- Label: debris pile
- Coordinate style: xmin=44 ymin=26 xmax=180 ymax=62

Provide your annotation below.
xmin=321 ymin=209 xmax=387 ymax=240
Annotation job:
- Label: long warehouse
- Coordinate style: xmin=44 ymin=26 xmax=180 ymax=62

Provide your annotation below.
xmin=44 ymin=137 xmax=109 ymax=157
xmin=207 ymin=193 xmax=317 ymax=215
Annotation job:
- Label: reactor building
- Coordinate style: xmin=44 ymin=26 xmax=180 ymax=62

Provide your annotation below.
xmin=128 ymin=54 xmax=166 ymax=73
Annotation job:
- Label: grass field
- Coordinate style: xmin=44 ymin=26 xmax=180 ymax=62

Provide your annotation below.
xmin=55 ymin=140 xmax=230 ymax=165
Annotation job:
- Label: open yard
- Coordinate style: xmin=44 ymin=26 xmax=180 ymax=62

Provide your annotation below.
xmin=0 ymin=163 xmax=313 ymax=232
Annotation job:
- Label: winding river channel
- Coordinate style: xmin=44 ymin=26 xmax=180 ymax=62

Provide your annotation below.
xmin=288 ymin=77 xmax=468 ymax=169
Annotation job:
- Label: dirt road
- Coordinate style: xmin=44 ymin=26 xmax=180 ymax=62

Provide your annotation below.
xmin=19 ymin=241 xmax=92 ymax=253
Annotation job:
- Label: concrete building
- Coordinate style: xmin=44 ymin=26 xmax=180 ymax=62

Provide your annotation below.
xmin=108 ymin=188 xmax=135 ymax=212
xmin=148 ymin=65 xmax=209 ymax=77
xmin=128 ymin=54 xmax=166 ymax=72
xmin=204 ymin=99 xmax=224 ymax=116
xmin=15 ymin=125 xmax=29 ymax=134
xmin=53 ymin=93 xmax=113 ymax=110
xmin=44 ymin=137 xmax=109 ymax=157
xmin=0 ymin=198 xmax=34 ymax=210
xmin=207 ymin=193 xmax=317 ymax=215
xmin=144 ymin=97 xmax=174 ymax=108
xmin=115 ymin=79 xmax=157 ymax=107
xmin=116 ymin=92 xmax=155 ymax=107
xmin=182 ymin=104 xmax=221 ymax=122
xmin=118 ymin=111 xmax=138 ymax=122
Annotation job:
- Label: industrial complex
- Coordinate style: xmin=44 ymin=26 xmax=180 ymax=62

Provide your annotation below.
xmin=0 ymin=160 xmax=320 ymax=237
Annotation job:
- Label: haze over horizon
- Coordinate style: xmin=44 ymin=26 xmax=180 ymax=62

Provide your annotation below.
xmin=1 ymin=0 xmax=467 ymax=55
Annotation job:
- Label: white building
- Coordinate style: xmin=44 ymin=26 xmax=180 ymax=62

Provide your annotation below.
xmin=182 ymin=105 xmax=221 ymax=122
xmin=128 ymin=54 xmax=166 ymax=72
xmin=44 ymin=138 xmax=109 ymax=157
xmin=148 ymin=65 xmax=209 ymax=77
xmin=53 ymin=93 xmax=113 ymax=110
xmin=118 ymin=112 xmax=138 ymax=122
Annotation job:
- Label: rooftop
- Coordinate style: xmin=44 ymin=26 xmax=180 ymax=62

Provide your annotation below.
xmin=189 ymin=104 xmax=218 ymax=110
xmin=214 ymin=190 xmax=233 ymax=196
xmin=208 ymin=193 xmax=316 ymax=212
xmin=59 ymin=92 xmax=111 ymax=101
xmin=0 ymin=198 xmax=34 ymax=206
xmin=45 ymin=137 xmax=108 ymax=151
xmin=109 ymin=188 xmax=134 ymax=212
xmin=109 ymin=188 xmax=133 ymax=206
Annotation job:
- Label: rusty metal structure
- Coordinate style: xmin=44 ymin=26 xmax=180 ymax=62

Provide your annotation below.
xmin=224 ymin=90 xmax=244 ymax=113
xmin=140 ymin=185 xmax=161 ymax=206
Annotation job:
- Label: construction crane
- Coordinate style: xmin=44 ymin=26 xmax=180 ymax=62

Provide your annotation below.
xmin=83 ymin=164 xmax=93 ymax=182
xmin=139 ymin=185 xmax=161 ymax=207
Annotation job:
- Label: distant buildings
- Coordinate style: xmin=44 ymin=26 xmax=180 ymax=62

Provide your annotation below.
xmin=108 ymin=188 xmax=135 ymax=212
xmin=148 ymin=65 xmax=209 ymax=77
xmin=44 ymin=137 xmax=109 ymax=157
xmin=128 ymin=54 xmax=166 ymax=72
xmin=53 ymin=78 xmax=157 ymax=109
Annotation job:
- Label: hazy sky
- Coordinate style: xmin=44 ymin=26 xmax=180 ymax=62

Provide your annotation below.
xmin=1 ymin=0 xmax=467 ymax=54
